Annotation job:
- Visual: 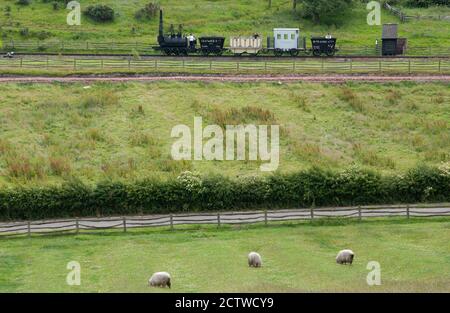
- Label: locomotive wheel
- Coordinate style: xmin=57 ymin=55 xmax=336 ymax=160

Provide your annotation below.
xmin=202 ymin=49 xmax=210 ymax=56
xmin=289 ymin=49 xmax=299 ymax=57
xmin=312 ymin=50 xmax=321 ymax=57
xmin=214 ymin=50 xmax=223 ymax=56
xmin=274 ymin=49 xmax=283 ymax=57
xmin=163 ymin=49 xmax=171 ymax=55
xmin=180 ymin=49 xmax=188 ymax=56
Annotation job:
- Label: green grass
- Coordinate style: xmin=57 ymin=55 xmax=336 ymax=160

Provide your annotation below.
xmin=0 ymin=217 xmax=449 ymax=292
xmin=0 ymin=0 xmax=449 ymax=49
xmin=0 ymin=81 xmax=449 ymax=186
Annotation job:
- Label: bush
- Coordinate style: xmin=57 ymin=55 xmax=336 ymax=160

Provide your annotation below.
xmin=16 ymin=0 xmax=30 ymax=5
xmin=135 ymin=2 xmax=160 ymax=20
xmin=84 ymin=4 xmax=114 ymax=22
xmin=0 ymin=165 xmax=449 ymax=221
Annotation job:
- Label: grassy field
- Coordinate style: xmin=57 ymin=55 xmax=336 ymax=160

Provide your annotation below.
xmin=0 ymin=0 xmax=449 ymax=49
xmin=0 ymin=217 xmax=449 ymax=292
xmin=0 ymin=81 xmax=449 ymax=187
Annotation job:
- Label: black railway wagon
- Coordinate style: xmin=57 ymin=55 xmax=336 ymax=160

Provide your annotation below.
xmin=311 ymin=37 xmax=337 ymax=56
xmin=199 ymin=37 xmax=225 ymax=56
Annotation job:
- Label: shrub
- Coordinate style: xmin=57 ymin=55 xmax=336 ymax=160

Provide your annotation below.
xmin=84 ymin=4 xmax=114 ymax=22
xmin=16 ymin=0 xmax=30 ymax=6
xmin=0 ymin=165 xmax=448 ymax=220
xmin=135 ymin=2 xmax=160 ymax=20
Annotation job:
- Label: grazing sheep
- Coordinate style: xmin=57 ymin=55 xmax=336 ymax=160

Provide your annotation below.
xmin=148 ymin=272 xmax=171 ymax=288
xmin=248 ymin=252 xmax=262 ymax=268
xmin=336 ymin=249 xmax=354 ymax=265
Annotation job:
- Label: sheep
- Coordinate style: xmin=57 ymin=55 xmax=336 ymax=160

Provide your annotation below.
xmin=248 ymin=252 xmax=262 ymax=268
xmin=336 ymin=249 xmax=354 ymax=265
xmin=148 ymin=272 xmax=171 ymax=288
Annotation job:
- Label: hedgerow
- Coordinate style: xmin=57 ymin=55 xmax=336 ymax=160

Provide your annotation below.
xmin=0 ymin=165 xmax=449 ymax=220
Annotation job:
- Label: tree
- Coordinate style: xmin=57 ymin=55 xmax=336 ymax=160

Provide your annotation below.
xmin=299 ymin=0 xmax=354 ymax=23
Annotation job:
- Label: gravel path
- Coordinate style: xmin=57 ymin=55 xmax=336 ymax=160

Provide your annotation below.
xmin=0 ymin=74 xmax=449 ymax=84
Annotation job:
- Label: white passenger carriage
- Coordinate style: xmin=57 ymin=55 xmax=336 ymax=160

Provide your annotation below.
xmin=267 ymin=28 xmax=307 ymax=56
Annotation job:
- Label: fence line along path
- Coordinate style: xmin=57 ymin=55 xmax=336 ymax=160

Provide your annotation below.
xmin=0 ymin=57 xmax=449 ymax=74
xmin=0 ymin=203 xmax=449 ymax=238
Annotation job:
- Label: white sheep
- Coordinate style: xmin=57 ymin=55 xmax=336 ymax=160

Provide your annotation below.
xmin=248 ymin=252 xmax=262 ymax=267
xmin=336 ymin=249 xmax=354 ymax=265
xmin=148 ymin=272 xmax=171 ymax=288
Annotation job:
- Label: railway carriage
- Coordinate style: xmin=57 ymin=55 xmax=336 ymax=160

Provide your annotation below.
xmin=230 ymin=35 xmax=263 ymax=55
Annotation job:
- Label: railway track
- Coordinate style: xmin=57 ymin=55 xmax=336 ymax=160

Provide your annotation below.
xmin=7 ymin=52 xmax=450 ymax=61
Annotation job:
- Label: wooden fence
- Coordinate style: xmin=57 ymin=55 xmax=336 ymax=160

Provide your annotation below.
xmin=2 ymin=39 xmax=450 ymax=57
xmin=0 ymin=57 xmax=449 ymax=74
xmin=384 ymin=2 xmax=450 ymax=22
xmin=1 ymin=204 xmax=449 ymax=238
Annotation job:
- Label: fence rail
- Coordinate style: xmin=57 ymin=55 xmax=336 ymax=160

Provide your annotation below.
xmin=0 ymin=57 xmax=449 ymax=74
xmin=384 ymin=3 xmax=450 ymax=22
xmin=1 ymin=204 xmax=449 ymax=238
xmin=2 ymin=39 xmax=450 ymax=57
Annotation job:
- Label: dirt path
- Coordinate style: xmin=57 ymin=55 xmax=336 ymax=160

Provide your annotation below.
xmin=0 ymin=74 xmax=449 ymax=83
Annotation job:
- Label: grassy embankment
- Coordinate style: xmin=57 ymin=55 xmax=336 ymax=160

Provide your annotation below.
xmin=0 ymin=0 xmax=449 ymax=49
xmin=0 ymin=81 xmax=448 ymax=187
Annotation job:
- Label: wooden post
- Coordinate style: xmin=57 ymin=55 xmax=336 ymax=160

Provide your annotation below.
xmin=293 ymin=61 xmax=296 ymax=71
xmin=170 ymin=214 xmax=174 ymax=230
xmin=46 ymin=56 xmax=49 ymax=69
xmin=438 ymin=60 xmax=441 ymax=73
xmin=210 ymin=60 xmax=212 ymax=70
xmin=358 ymin=206 xmax=362 ymax=221
xmin=321 ymin=59 xmax=324 ymax=72
xmin=350 ymin=59 xmax=352 ymax=73
xmin=74 ymin=58 xmax=76 ymax=70
xmin=155 ymin=60 xmax=158 ymax=69
xmin=123 ymin=217 xmax=127 ymax=232
xmin=128 ymin=59 xmax=131 ymax=70
xmin=310 ymin=206 xmax=314 ymax=221
xmin=101 ymin=59 xmax=104 ymax=69
xmin=237 ymin=62 xmax=240 ymax=71
xmin=406 ymin=204 xmax=410 ymax=219
xmin=75 ymin=218 xmax=79 ymax=234
xmin=264 ymin=61 xmax=267 ymax=73
xmin=217 ymin=213 xmax=221 ymax=227
xmin=379 ymin=60 xmax=382 ymax=73
xmin=264 ymin=210 xmax=268 ymax=226
xmin=27 ymin=221 xmax=31 ymax=238
xmin=20 ymin=58 xmax=23 ymax=68
xmin=408 ymin=60 xmax=411 ymax=74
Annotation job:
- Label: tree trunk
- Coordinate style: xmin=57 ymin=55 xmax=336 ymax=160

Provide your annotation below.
xmin=293 ymin=0 xmax=297 ymax=11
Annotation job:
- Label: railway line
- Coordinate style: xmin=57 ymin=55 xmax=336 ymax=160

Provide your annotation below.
xmin=6 ymin=52 xmax=450 ymax=61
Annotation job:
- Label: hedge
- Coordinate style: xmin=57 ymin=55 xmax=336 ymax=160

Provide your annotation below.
xmin=0 ymin=165 xmax=449 ymax=220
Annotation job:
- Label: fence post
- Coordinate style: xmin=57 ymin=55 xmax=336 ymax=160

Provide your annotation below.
xmin=379 ymin=60 xmax=382 ymax=73
xmin=438 ymin=59 xmax=441 ymax=73
xmin=237 ymin=61 xmax=240 ymax=72
xmin=217 ymin=213 xmax=221 ymax=227
xmin=170 ymin=214 xmax=174 ymax=230
xmin=321 ymin=59 xmax=324 ymax=72
xmin=358 ymin=206 xmax=362 ymax=221
xmin=293 ymin=61 xmax=296 ymax=71
xmin=46 ymin=56 xmax=49 ymax=69
xmin=155 ymin=60 xmax=158 ymax=69
xmin=20 ymin=58 xmax=23 ymax=68
xmin=128 ymin=59 xmax=131 ymax=70
xmin=406 ymin=204 xmax=410 ymax=219
xmin=210 ymin=60 xmax=212 ymax=70
xmin=408 ymin=60 xmax=411 ymax=74
xmin=75 ymin=218 xmax=79 ymax=234
xmin=123 ymin=216 xmax=127 ymax=232
xmin=101 ymin=59 xmax=104 ymax=69
xmin=264 ymin=61 xmax=267 ymax=73
xmin=350 ymin=59 xmax=353 ymax=73
xmin=74 ymin=59 xmax=76 ymax=70
xmin=27 ymin=221 xmax=31 ymax=238
xmin=310 ymin=205 xmax=315 ymax=221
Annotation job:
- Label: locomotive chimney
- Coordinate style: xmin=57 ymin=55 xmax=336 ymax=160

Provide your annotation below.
xmin=158 ymin=9 xmax=164 ymax=43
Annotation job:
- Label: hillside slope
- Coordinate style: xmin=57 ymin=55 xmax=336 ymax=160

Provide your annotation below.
xmin=0 ymin=0 xmax=449 ymax=48
xmin=0 ymin=81 xmax=448 ymax=186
